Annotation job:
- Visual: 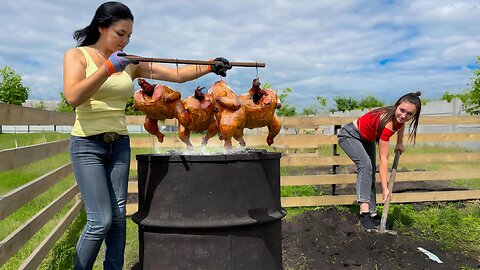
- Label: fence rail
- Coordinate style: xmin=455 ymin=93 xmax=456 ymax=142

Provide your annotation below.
xmin=0 ymin=102 xmax=479 ymax=267
xmin=0 ymin=185 xmax=78 ymax=268
xmin=125 ymin=115 xmax=480 ymax=126
xmin=0 ymin=103 xmax=78 ymax=268
xmin=0 ymin=163 xmax=72 ymax=220
xmin=0 ymin=103 xmax=74 ymax=125
xmin=128 ymin=133 xmax=480 ymax=149
xmin=0 ymin=140 xmax=70 ymax=172
xmin=124 ymin=114 xmax=480 ymax=213
xmin=280 ymin=190 xmax=480 ymax=207
xmin=127 ymin=152 xmax=480 ymax=170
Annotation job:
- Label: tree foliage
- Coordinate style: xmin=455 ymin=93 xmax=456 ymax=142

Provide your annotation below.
xmin=358 ymin=95 xmax=384 ymax=109
xmin=300 ymin=96 xmax=328 ymax=116
xmin=332 ymin=96 xmax=358 ymax=112
xmin=441 ymin=91 xmax=458 ymax=103
xmin=34 ymin=100 xmax=46 ymax=110
xmin=317 ymin=96 xmax=327 ymax=108
xmin=125 ymin=96 xmax=142 ymax=115
xmin=300 ymin=105 xmax=318 ymax=116
xmin=465 ymin=57 xmax=480 ymax=115
xmin=330 ymin=95 xmax=384 ymax=112
xmin=263 ymin=83 xmax=296 ymax=116
xmin=0 ymin=66 xmax=29 ymax=105
xmin=441 ymin=56 xmax=480 ymax=115
xmin=56 ymin=92 xmax=75 ymax=112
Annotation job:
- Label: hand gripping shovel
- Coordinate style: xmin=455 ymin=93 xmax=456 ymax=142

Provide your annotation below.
xmin=378 ymin=149 xmax=401 ymax=235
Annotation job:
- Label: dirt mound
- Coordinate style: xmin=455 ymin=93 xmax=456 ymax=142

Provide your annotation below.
xmin=282 ymin=207 xmax=478 ymax=270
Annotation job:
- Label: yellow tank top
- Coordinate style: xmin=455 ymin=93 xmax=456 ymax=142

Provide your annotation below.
xmin=71 ymin=47 xmax=134 ymax=136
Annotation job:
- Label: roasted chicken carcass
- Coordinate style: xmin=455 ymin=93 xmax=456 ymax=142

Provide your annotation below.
xmin=239 ymin=78 xmax=282 ymax=145
xmin=207 ymin=80 xmax=246 ymax=149
xmin=178 ymin=86 xmax=218 ymax=149
xmin=133 ymin=79 xmax=191 ymax=142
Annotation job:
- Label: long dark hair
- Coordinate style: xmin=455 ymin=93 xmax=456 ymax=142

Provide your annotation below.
xmin=371 ymin=91 xmax=422 ymax=143
xmin=73 ymin=2 xmax=134 ymax=46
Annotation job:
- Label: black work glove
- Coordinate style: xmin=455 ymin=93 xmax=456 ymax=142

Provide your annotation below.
xmin=211 ymin=57 xmax=232 ymax=77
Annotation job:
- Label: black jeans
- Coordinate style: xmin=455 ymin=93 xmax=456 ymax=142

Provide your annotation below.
xmin=337 ymin=123 xmax=377 ymax=212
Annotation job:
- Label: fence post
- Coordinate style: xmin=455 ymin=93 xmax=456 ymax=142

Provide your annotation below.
xmin=332 ymin=124 xmax=341 ymax=195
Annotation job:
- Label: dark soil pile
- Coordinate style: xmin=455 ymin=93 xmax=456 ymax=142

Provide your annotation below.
xmin=282 ymin=207 xmax=478 ymax=270
xmin=128 ymin=165 xmax=478 ymax=269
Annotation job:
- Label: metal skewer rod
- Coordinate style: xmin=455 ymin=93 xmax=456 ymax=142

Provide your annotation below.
xmin=118 ymin=53 xmax=266 ymax=68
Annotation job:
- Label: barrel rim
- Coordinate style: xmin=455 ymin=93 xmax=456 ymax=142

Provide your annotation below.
xmin=136 ymin=150 xmax=282 ymax=162
xmin=131 ymin=208 xmax=287 ymax=229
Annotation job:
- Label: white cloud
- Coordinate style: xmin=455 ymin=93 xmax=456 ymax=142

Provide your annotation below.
xmin=443 ymin=41 xmax=480 ymax=63
xmin=0 ymin=0 xmax=479 ymax=111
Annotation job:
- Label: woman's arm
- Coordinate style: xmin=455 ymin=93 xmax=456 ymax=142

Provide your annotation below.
xmin=132 ymin=62 xmax=211 ymax=83
xmin=395 ymin=125 xmax=405 ymax=153
xmin=378 ymin=139 xmax=390 ymax=201
xmin=63 ymin=48 xmax=108 ymax=107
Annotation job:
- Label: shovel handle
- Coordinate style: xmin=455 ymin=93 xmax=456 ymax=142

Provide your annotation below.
xmin=391 ymin=149 xmax=401 ymax=171
xmin=378 ymin=149 xmax=401 ymax=233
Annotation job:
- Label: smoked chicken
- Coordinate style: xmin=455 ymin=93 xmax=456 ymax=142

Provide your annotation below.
xmin=207 ymin=80 xmax=246 ymax=149
xmin=133 ymin=79 xmax=191 ymax=142
xmin=239 ymin=78 xmax=282 ymax=145
xmin=178 ymin=86 xmax=218 ymax=149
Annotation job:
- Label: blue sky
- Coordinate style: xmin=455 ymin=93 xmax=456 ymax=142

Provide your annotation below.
xmin=1 ymin=0 xmax=479 ymax=110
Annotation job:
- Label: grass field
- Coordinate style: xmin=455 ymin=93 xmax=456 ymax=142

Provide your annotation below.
xmin=0 ymin=132 xmax=479 ymax=269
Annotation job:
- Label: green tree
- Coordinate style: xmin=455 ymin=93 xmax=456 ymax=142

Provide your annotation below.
xmin=441 ymin=91 xmax=458 ymax=103
xmin=332 ymin=96 xmax=358 ymax=112
xmin=34 ymin=100 xmax=46 ymax=110
xmin=465 ymin=56 xmax=480 ymax=115
xmin=0 ymin=66 xmax=29 ymax=105
xmin=358 ymin=95 xmax=384 ymax=109
xmin=441 ymin=56 xmax=480 ymax=115
xmin=262 ymin=83 xmax=296 ymax=116
xmin=317 ymin=96 xmax=327 ymax=108
xmin=125 ymin=96 xmax=142 ymax=115
xmin=276 ymin=87 xmax=296 ymax=116
xmin=441 ymin=91 xmax=468 ymax=104
xmin=56 ymin=92 xmax=75 ymax=112
xmin=300 ymin=105 xmax=318 ymax=116
xmin=300 ymin=96 xmax=328 ymax=116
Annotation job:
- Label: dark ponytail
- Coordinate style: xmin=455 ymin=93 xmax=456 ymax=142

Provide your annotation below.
xmin=73 ymin=2 xmax=134 ymax=46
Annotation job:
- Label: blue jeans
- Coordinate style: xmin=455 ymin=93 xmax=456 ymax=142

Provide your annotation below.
xmin=337 ymin=123 xmax=377 ymax=212
xmin=70 ymin=135 xmax=130 ymax=270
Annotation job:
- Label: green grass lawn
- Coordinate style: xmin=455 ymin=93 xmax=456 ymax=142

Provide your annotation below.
xmin=1 ymin=132 xmax=479 ymax=269
xmin=0 ymin=176 xmax=76 ymax=270
xmin=0 ymin=133 xmax=70 ymax=150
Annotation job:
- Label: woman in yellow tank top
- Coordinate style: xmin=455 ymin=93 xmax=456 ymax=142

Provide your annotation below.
xmin=63 ymin=2 xmax=231 ymax=269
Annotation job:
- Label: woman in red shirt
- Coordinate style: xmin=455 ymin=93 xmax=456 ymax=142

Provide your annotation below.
xmin=337 ymin=91 xmax=422 ymax=231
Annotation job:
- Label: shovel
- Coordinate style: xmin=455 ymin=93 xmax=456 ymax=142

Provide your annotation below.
xmin=378 ymin=149 xmax=401 ymax=235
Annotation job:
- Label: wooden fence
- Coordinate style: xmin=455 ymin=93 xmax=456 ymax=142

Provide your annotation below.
xmin=1 ymin=102 xmax=480 ymax=267
xmin=0 ymin=103 xmax=79 ymax=269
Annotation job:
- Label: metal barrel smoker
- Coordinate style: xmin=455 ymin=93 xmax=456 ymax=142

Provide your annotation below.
xmin=132 ymin=149 xmax=286 ymax=269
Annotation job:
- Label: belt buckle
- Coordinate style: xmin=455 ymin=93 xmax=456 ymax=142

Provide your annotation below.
xmin=103 ymin=132 xmax=120 ymax=143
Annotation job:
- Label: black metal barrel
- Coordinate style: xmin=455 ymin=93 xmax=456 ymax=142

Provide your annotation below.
xmin=132 ymin=149 xmax=286 ymax=270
